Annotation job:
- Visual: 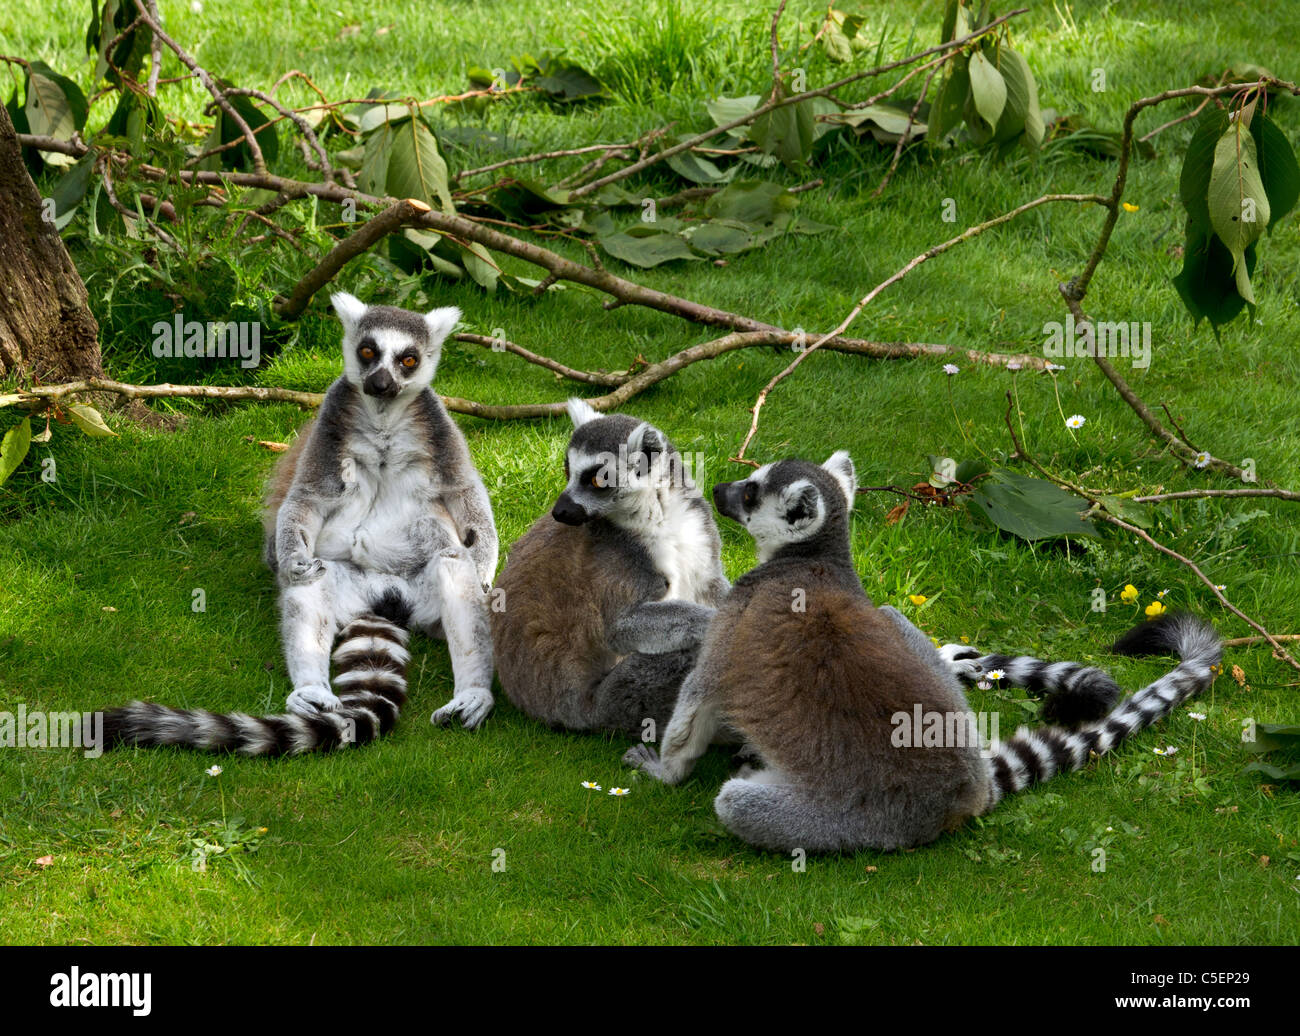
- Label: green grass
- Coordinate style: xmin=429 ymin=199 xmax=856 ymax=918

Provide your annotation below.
xmin=1 ymin=0 xmax=1299 ymax=944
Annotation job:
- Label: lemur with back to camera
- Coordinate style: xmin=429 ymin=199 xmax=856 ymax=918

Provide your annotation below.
xmin=490 ymin=399 xmax=730 ymax=736
xmin=103 ymin=293 xmax=498 ymax=755
xmin=624 ymin=450 xmax=1221 ymax=854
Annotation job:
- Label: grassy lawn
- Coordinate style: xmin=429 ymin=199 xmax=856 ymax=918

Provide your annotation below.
xmin=0 ymin=0 xmax=1298 ymax=944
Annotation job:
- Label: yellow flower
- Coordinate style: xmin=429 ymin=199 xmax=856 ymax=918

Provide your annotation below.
xmin=1120 ymin=584 xmax=1139 ymax=604
xmin=1145 ymin=600 xmax=1167 ymax=619
xmin=908 ymin=594 xmax=927 ymax=606
xmin=1122 ymin=202 xmax=1140 ymax=212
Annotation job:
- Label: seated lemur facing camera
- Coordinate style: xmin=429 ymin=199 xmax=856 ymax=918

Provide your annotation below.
xmin=103 ymin=293 xmax=499 ymax=755
xmin=624 ymin=452 xmax=1222 ymax=854
xmin=490 ymin=399 xmax=730 ymax=736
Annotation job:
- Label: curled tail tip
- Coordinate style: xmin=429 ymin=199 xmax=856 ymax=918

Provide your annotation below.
xmin=1111 ymin=610 xmax=1221 ymax=665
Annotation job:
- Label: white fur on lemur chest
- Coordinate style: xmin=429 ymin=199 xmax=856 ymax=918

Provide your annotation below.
xmin=315 ymin=411 xmax=455 ymax=571
xmin=637 ymin=494 xmax=717 ymax=604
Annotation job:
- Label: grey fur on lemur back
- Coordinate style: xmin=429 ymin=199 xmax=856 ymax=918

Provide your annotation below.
xmin=490 ymin=400 xmax=728 ymax=736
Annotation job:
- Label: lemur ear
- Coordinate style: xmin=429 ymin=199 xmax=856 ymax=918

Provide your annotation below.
xmin=781 ymin=480 xmax=821 ymax=526
xmin=423 ymin=306 xmax=461 ymax=350
xmin=566 ymin=397 xmax=600 ymax=427
xmin=627 ymin=422 xmax=666 ymax=463
xmin=823 ymin=450 xmax=856 ymax=508
xmin=331 ymin=292 xmax=367 ymax=336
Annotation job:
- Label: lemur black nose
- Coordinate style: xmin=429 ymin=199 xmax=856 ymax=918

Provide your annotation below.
xmin=551 ymin=494 xmax=589 ymax=526
xmin=363 ymin=369 xmax=398 ymax=398
xmin=712 ymin=482 xmax=731 ymax=508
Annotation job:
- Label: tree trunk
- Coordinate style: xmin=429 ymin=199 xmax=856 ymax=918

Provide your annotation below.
xmin=0 ymin=102 xmax=102 ymax=383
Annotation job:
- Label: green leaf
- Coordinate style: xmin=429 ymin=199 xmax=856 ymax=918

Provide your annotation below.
xmin=706 ymin=95 xmax=762 ymax=136
xmin=25 ymin=61 xmax=89 ymax=167
xmin=822 ymin=24 xmax=854 ymax=64
xmin=1172 ymin=224 xmax=1256 ymax=329
xmin=199 ymin=87 xmax=281 ymax=172
xmin=0 ymin=419 xmax=32 ymax=486
xmin=459 ymin=241 xmax=499 ymax=292
xmin=50 ymin=152 xmax=97 ymax=228
xmin=687 ymin=220 xmax=754 ymax=255
xmin=823 ymin=102 xmax=927 ymax=145
xmin=598 ymin=228 xmax=702 ymax=268
xmin=533 ymin=61 xmax=604 ymax=102
xmin=387 ymin=116 xmax=454 ymax=213
xmin=750 ymin=89 xmax=816 ymax=171
xmin=928 ymin=58 xmax=970 ymax=145
xmin=1242 ymin=760 xmax=1300 ymax=781
xmin=969 ymin=469 xmax=1098 ymax=541
xmin=1243 ymin=723 xmax=1300 ymax=755
xmin=665 ymin=146 xmax=736 ymax=185
xmin=1250 ymin=115 xmax=1300 ymax=232
xmin=995 ymin=47 xmax=1042 ymax=148
xmin=67 ymin=402 xmax=116 ymax=438
xmin=967 ymin=50 xmax=1006 ymax=133
xmin=1207 ymin=123 xmax=1270 ymax=302
xmin=1179 ymin=109 xmax=1230 ymax=234
xmin=703 ymin=180 xmax=797 ymax=226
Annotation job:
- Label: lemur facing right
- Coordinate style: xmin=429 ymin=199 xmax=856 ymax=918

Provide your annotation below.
xmin=490 ymin=399 xmax=729 ymax=736
xmin=624 ymin=452 xmax=1222 ymax=854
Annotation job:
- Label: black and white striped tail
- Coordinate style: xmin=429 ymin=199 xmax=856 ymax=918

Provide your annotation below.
xmin=103 ymin=613 xmax=410 ymax=756
xmin=982 ymin=612 xmax=1221 ymax=811
xmin=939 ymin=642 xmax=1121 ymax=726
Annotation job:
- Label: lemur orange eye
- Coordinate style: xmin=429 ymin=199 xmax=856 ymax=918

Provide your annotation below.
xmin=401 ymin=356 xmax=418 ymax=369
xmin=589 ymin=472 xmax=606 ymax=489
xmin=359 ymin=346 xmax=376 ymax=361
xmin=742 ymin=483 xmax=758 ymax=508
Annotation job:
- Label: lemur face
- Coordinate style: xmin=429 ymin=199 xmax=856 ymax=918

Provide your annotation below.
xmin=331 ymin=292 xmax=460 ymax=402
xmin=713 ymin=451 xmax=856 ymax=561
xmin=551 ymin=398 xmax=682 ymax=526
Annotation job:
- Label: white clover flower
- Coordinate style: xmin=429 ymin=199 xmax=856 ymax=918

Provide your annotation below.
xmin=976 ymin=679 xmax=992 ymax=690
xmin=1194 ymin=452 xmax=1212 ymax=469
xmin=1165 ymin=746 xmax=1178 ymax=755
xmin=608 ymin=787 xmax=630 ymax=796
xmin=943 ymin=364 xmax=959 ymax=376
xmin=581 ymin=781 xmax=602 ymax=791
xmin=1007 ymin=362 xmax=1022 ymax=371
xmin=206 ymin=765 xmax=222 ymax=777
xmin=1066 ymin=414 xmax=1086 ymax=429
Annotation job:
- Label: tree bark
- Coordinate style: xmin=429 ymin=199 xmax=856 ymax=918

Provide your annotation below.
xmin=0 ymin=103 xmax=102 ymax=383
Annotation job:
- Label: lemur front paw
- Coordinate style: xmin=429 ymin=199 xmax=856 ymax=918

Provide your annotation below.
xmin=287 ymin=684 xmax=341 ymax=716
xmin=622 ymin=742 xmax=665 ymax=779
xmin=283 ymin=554 xmax=327 ymax=585
xmin=431 ymin=686 xmax=494 ymax=730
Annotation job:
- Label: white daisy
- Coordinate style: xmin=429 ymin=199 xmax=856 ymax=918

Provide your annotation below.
xmin=943 ymin=364 xmax=959 ymax=376
xmin=1007 ymin=362 xmax=1022 ymax=371
xmin=608 ymin=787 xmax=630 ymax=796
xmin=1194 ymin=452 xmax=1211 ymax=469
xmin=581 ymin=781 xmax=602 ymax=791
xmin=1066 ymin=414 xmax=1086 ymax=429
xmin=987 ymin=669 xmax=1006 ymax=681
xmin=206 ymin=765 xmax=222 ymax=777
xmin=1046 ymin=362 xmax=1065 ymax=372
xmin=1188 ymin=712 xmax=1206 ymax=721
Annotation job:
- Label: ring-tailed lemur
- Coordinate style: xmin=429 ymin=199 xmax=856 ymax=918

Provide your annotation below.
xmin=623 ymin=453 xmax=1221 ymax=853
xmin=490 ymin=400 xmax=729 ymax=736
xmin=104 ymin=293 xmax=499 ymax=755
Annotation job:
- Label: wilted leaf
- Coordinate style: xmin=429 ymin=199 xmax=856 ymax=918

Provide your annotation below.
xmin=67 ymin=403 xmax=117 ymax=438
xmin=969 ymin=469 xmax=1097 ymax=541
xmin=1207 ymin=123 xmax=1270 ymax=302
xmin=0 ymin=419 xmax=32 ymax=486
